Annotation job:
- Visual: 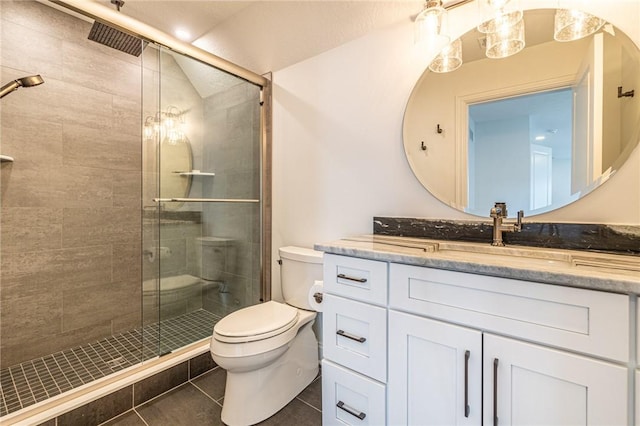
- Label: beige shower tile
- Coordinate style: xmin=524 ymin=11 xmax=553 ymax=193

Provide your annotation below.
xmin=1 ymin=19 xmax=63 ymax=80
xmin=0 ymin=161 xmax=60 ymax=208
xmin=58 ymin=83 xmax=114 ymax=130
xmin=63 ymin=123 xmax=141 ymax=171
xmin=1 ymin=111 xmax=63 ymax=166
xmin=0 ymin=245 xmax=112 ymax=301
xmin=1 ymin=0 xmax=88 ymax=43
xmin=113 ymin=95 xmax=142 ymax=137
xmin=62 ymin=40 xmax=141 ymax=98
xmin=113 ymin=242 xmax=142 ymax=284
xmin=113 ymin=170 xmax=142 ymax=208
xmin=0 ymin=292 xmax=63 ymax=348
xmin=62 ymin=207 xmax=140 ymax=248
xmin=2 ymin=164 xmax=114 ymax=209
xmin=54 ymin=165 xmax=115 ymax=207
xmin=0 ymin=207 xmax=63 ymax=252
xmin=112 ymin=310 xmax=142 ymax=336
xmin=62 ymin=279 xmax=140 ymax=333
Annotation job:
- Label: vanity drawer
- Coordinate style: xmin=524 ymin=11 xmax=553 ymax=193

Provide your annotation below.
xmin=323 ymin=294 xmax=387 ymax=382
xmin=389 ymin=263 xmax=629 ymax=362
xmin=322 ymin=359 xmax=386 ymax=426
xmin=323 ymin=254 xmax=388 ymax=306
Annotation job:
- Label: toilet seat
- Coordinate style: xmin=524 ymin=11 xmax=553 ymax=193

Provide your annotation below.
xmin=214 ymin=301 xmax=299 ymax=343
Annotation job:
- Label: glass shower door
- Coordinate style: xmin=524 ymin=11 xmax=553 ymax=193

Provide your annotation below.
xmin=142 ymin=45 xmax=264 ymax=357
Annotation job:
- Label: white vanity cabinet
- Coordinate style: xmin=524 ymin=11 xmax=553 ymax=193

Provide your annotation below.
xmin=388 ymin=263 xmax=629 ymax=426
xmin=321 ymin=250 xmax=632 ymax=425
xmin=322 ymin=254 xmax=388 ymax=425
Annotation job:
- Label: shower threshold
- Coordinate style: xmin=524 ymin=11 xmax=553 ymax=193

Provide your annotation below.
xmin=0 ymin=309 xmax=220 ymax=417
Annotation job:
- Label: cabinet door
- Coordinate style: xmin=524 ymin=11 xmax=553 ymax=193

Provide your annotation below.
xmin=484 ymin=334 xmax=627 ymax=426
xmin=388 ymin=310 xmax=482 ymax=425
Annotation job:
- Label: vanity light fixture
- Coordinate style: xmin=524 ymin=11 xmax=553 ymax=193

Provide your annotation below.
xmin=554 ymin=9 xmax=605 ymax=42
xmin=429 ymin=38 xmax=463 ymax=72
xmin=485 ymin=16 xmax=525 ymax=59
xmin=143 ymin=106 xmax=186 ymax=144
xmin=477 ymin=0 xmax=523 ymax=34
xmin=414 ymin=0 xmax=449 ymax=47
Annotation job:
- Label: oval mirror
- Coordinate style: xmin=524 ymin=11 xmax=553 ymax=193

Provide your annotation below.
xmin=160 ymin=137 xmax=192 ymax=211
xmin=404 ymin=8 xmax=640 ymax=217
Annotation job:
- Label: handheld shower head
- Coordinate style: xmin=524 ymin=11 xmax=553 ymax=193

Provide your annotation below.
xmin=0 ymin=75 xmax=44 ymax=99
xmin=17 ymin=75 xmax=44 ymax=88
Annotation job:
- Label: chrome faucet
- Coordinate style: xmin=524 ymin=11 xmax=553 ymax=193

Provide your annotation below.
xmin=489 ymin=202 xmax=524 ymax=246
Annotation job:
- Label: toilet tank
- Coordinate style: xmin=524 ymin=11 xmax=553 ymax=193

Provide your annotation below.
xmin=196 ymin=237 xmax=236 ymax=281
xmin=279 ymin=246 xmax=323 ymax=310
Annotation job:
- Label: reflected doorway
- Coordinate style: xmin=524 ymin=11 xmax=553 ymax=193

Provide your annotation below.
xmin=466 ymin=88 xmax=577 ymax=216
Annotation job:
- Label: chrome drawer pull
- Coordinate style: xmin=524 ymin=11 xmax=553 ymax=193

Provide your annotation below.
xmin=337 ymin=273 xmax=367 ymax=283
xmin=337 ymin=401 xmax=366 ymax=420
xmin=336 ymin=329 xmax=366 ymax=343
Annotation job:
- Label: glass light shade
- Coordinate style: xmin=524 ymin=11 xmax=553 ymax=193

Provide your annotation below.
xmin=554 ymin=9 xmax=605 ymax=42
xmin=429 ymin=38 xmax=462 ymax=73
xmin=415 ymin=1 xmax=449 ymax=47
xmin=477 ymin=0 xmax=522 ymax=34
xmin=486 ymin=18 xmax=525 ymax=59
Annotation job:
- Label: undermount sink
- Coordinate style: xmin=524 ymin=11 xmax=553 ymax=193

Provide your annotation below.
xmin=434 ymin=241 xmax=573 ymax=268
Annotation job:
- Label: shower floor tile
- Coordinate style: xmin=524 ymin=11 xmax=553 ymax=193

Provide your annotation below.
xmin=0 ymin=309 xmax=220 ymax=417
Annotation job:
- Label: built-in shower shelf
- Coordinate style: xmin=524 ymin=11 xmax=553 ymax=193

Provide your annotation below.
xmin=0 ymin=155 xmax=15 ymax=163
xmin=174 ymin=171 xmax=215 ymax=176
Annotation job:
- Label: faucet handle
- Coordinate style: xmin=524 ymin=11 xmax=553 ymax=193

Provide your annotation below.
xmin=515 ymin=210 xmax=524 ymax=231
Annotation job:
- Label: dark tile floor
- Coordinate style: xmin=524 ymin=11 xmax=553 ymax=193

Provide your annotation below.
xmin=101 ymin=367 xmax=322 ymax=426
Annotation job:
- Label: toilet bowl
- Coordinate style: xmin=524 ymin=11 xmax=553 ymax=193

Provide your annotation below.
xmin=210 ymin=246 xmax=323 ymax=426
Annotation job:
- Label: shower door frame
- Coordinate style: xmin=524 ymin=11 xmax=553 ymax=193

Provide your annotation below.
xmin=49 ymin=0 xmax=272 ymax=302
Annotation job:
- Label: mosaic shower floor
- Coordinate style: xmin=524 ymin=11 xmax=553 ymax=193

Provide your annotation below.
xmin=0 ymin=309 xmax=220 ymax=417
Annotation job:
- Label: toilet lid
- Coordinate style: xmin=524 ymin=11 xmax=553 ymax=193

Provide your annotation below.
xmin=214 ymin=301 xmax=299 ymax=343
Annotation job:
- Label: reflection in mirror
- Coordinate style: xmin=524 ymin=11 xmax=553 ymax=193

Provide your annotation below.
xmin=403 ymin=8 xmax=640 ymax=217
xmin=160 ymin=136 xmax=193 ymax=210
xmin=468 ymin=88 xmax=576 ymax=216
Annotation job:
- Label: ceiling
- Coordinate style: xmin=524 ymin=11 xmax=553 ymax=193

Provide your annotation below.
xmin=95 ymin=0 xmax=423 ymax=74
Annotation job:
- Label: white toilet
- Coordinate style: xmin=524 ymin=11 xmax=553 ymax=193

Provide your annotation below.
xmin=209 ymin=246 xmax=323 ymax=426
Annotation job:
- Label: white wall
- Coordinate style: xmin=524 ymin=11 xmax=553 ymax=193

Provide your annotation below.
xmin=271 ymin=0 xmax=640 ymax=300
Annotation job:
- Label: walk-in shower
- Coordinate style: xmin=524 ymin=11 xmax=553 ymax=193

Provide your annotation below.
xmin=0 ymin=0 xmax=270 ymax=421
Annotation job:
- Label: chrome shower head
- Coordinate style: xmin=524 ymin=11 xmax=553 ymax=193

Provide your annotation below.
xmin=0 ymin=75 xmax=44 ymax=99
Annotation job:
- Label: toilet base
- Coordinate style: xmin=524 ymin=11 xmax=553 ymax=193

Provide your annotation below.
xmin=220 ymin=321 xmax=319 ymax=426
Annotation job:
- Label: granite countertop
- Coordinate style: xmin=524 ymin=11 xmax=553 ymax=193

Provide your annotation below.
xmin=314 ymin=235 xmax=640 ymax=295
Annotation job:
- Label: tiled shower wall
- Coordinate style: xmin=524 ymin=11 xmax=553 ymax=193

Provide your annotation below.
xmin=0 ymin=1 xmax=142 ymax=368
xmin=201 ymin=83 xmax=262 ymax=313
